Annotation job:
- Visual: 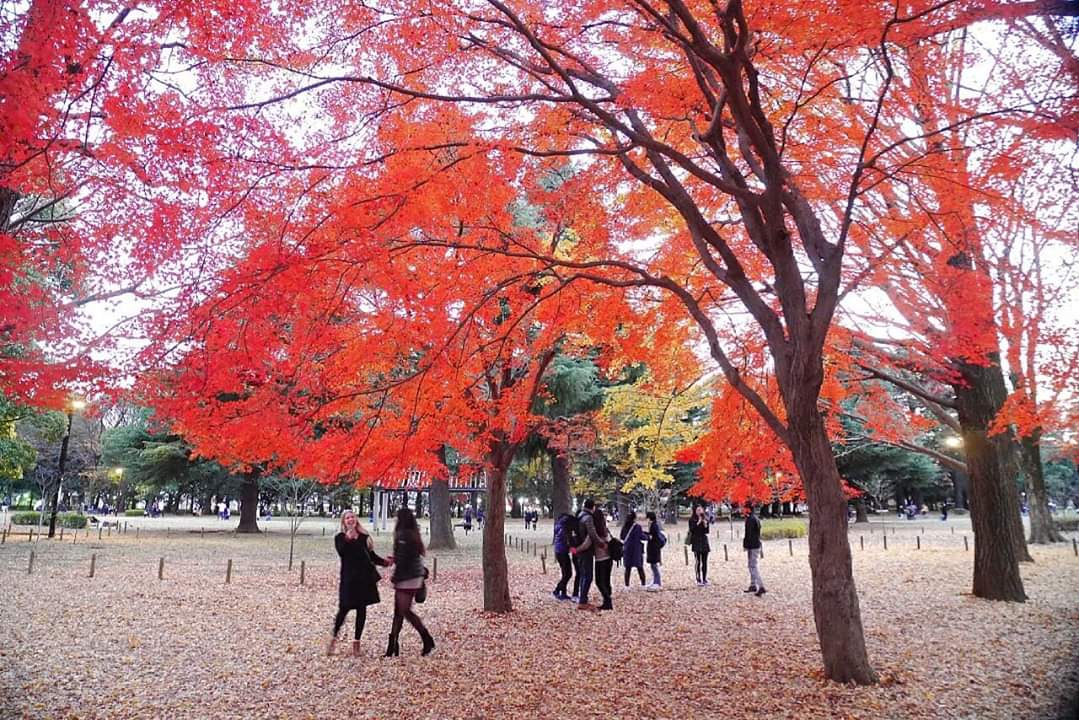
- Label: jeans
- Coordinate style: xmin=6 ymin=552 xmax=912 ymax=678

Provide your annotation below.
xmin=694 ymin=551 xmax=709 ymax=582
xmin=333 ymin=605 xmax=366 ymax=640
xmin=649 ymin=562 xmax=661 ymax=586
xmin=577 ymin=552 xmax=595 ymax=603
xmin=624 ymin=565 xmax=646 ymax=586
xmin=747 ymin=548 xmax=764 ymax=589
xmin=595 ymin=558 xmax=613 ymax=606
xmin=554 ymin=551 xmax=573 ymax=595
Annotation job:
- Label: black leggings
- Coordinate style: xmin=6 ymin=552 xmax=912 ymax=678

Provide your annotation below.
xmin=595 ymin=558 xmax=613 ymax=604
xmin=332 ymin=605 xmax=367 ymax=640
xmin=694 ymin=551 xmax=709 ymax=582
xmin=391 ymin=589 xmax=429 ymax=639
xmin=624 ymin=564 xmax=646 ymax=586
xmin=555 ymin=552 xmax=573 ymax=595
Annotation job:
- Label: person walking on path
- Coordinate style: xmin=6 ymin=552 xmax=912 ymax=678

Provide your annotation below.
xmin=386 ymin=508 xmax=435 ymax=656
xmin=569 ymin=498 xmax=604 ymax=610
xmin=328 ymin=510 xmax=392 ymax=657
xmin=644 ymin=511 xmax=665 ymax=591
xmin=689 ymin=505 xmax=711 ymax=586
xmin=743 ymin=502 xmax=765 ymax=596
xmin=620 ymin=512 xmax=647 ymax=588
xmin=551 ymin=511 xmax=578 ymax=600
xmin=593 ymin=508 xmax=614 ymax=610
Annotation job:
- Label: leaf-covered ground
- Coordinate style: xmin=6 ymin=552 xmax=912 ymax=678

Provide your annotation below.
xmin=1 ymin=516 xmax=1077 ymax=719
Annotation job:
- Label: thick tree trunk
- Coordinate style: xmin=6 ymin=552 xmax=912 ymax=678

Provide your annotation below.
xmin=482 ymin=442 xmax=515 ymax=613
xmin=1022 ymin=432 xmax=1062 ymax=544
xmin=428 ymin=477 xmax=457 ymax=550
xmin=952 ymin=359 xmax=1026 ymax=601
xmin=236 ymin=470 xmax=261 ymax=533
xmin=548 ymin=446 xmax=572 ymax=518
xmin=854 ymin=496 xmax=869 ymax=524
xmin=789 ymin=404 xmax=878 ymax=685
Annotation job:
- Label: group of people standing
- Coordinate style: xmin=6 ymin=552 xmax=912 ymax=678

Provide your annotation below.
xmin=551 ymin=499 xmax=668 ymax=611
xmin=327 ymin=508 xmax=435 ymax=658
xmin=552 ymin=500 xmax=767 ymax=607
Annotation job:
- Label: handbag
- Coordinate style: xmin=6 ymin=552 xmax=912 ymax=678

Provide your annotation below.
xmin=415 ymin=581 xmax=428 ymax=604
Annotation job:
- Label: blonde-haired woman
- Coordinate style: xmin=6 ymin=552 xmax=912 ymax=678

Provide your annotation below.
xmin=328 ymin=509 xmax=392 ymax=656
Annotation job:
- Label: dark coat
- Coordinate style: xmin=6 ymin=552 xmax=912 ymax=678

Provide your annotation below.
xmin=390 ymin=532 xmax=426 ymax=584
xmin=336 ymin=532 xmax=389 ymax=609
xmin=743 ymin=514 xmax=762 ymax=550
xmin=620 ymin=523 xmax=646 ymax=568
xmin=646 ymin=521 xmax=664 ymax=564
xmin=688 ymin=516 xmax=711 ymax=554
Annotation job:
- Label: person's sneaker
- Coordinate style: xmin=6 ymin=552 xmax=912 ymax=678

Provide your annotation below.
xmin=701 ymin=580 xmax=710 ymax=586
xmin=570 ymin=595 xmax=580 ymax=603
xmin=743 ymin=586 xmax=758 ymax=593
xmin=552 ymin=591 xmax=564 ymax=600
xmin=645 ymin=584 xmax=662 ymax=592
xmin=755 ymin=588 xmax=767 ymax=597
xmin=576 ymin=602 xmax=598 ymax=611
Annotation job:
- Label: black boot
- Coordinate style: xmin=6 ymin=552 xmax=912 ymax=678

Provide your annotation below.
xmin=419 ymin=628 xmax=435 ymax=656
xmin=384 ymin=634 xmax=399 ymax=657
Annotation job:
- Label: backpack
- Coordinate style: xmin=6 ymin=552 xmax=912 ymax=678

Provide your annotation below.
xmin=657 ymin=529 xmax=668 ymax=548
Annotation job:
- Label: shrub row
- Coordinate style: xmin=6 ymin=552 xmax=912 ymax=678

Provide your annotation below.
xmin=11 ymin=511 xmax=88 ymax=529
xmin=760 ymin=518 xmax=807 ymax=540
xmin=124 ymin=509 xmax=145 ymax=517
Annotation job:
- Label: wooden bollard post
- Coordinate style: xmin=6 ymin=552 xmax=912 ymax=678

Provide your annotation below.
xmin=27 ymin=550 xmax=35 ymax=574
xmin=226 ymin=559 xmax=233 ymax=584
xmin=1072 ymin=538 xmax=1076 ymax=557
xmin=201 ymin=527 xmax=205 ymax=539
xmin=98 ymin=525 xmax=103 ymax=540
xmin=60 ymin=525 xmax=64 ymax=540
xmin=916 ymin=535 xmax=921 ymax=550
xmin=883 ymin=535 xmax=888 ymax=550
xmin=921 ymin=527 xmax=925 ymax=535
xmin=860 ymin=535 xmax=864 ymax=550
xmin=299 ymin=560 xmax=306 ymax=586
xmin=107 ymin=525 xmax=111 ymax=537
xmin=28 ymin=527 xmax=33 ymax=541
xmin=166 ymin=526 xmax=170 ymax=538
xmin=124 ymin=522 xmax=128 ymax=534
xmin=723 ymin=544 xmax=728 ymax=562
xmin=541 ymin=554 xmax=546 ymax=574
xmin=533 ymin=542 xmax=537 ymax=557
xmin=432 ymin=557 xmax=438 ymax=582
xmin=2 ymin=527 xmax=6 ymax=544
xmin=683 ymin=545 xmax=689 ymax=566
xmin=89 ymin=554 xmax=96 ymax=578
xmin=964 ymin=535 xmax=969 ymax=551
xmin=158 ymin=557 xmax=165 ymax=580
xmin=322 ymin=527 xmax=326 ymax=536
xmin=136 ymin=527 xmax=139 ymax=540
xmin=72 ymin=529 xmax=77 ymax=544
xmin=788 ymin=539 xmax=793 ymax=556
xmin=951 ymin=526 xmax=955 ymax=534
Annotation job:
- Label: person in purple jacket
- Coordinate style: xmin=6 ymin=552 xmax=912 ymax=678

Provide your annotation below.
xmin=619 ymin=512 xmax=647 ymax=587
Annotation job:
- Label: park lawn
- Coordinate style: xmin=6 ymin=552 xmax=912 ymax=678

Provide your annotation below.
xmin=0 ymin=517 xmax=1077 ymax=720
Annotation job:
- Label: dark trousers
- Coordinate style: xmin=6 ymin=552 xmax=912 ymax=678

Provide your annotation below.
xmin=555 ymin=551 xmax=573 ymax=595
xmin=333 ymin=605 xmax=366 ymax=640
xmin=624 ymin=564 xmax=646 ymax=586
xmin=577 ymin=552 xmax=595 ymax=603
xmin=595 ymin=558 xmax=613 ymax=606
xmin=571 ymin=554 xmax=581 ymax=597
xmin=694 ymin=551 xmax=709 ymax=582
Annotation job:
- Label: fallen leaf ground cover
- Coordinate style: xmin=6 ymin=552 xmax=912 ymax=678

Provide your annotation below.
xmin=1 ymin=516 xmax=1077 ymax=719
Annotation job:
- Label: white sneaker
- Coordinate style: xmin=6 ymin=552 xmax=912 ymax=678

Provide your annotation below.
xmin=645 ymin=584 xmax=661 ymax=592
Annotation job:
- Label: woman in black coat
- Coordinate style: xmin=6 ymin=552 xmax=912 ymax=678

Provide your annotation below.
xmin=688 ymin=504 xmax=711 ymax=586
xmin=386 ymin=507 xmax=435 ymax=657
xmin=328 ymin=510 xmax=391 ymax=656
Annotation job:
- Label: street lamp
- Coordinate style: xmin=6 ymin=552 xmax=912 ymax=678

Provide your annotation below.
xmin=943 ymin=436 xmax=963 ymax=449
xmin=48 ymin=397 xmax=85 ymax=538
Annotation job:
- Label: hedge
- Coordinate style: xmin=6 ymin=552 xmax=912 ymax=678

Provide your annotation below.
xmin=760 ymin=518 xmax=807 ymax=541
xmin=11 ymin=511 xmax=88 ymax=528
xmin=124 ymin=509 xmax=145 ymax=517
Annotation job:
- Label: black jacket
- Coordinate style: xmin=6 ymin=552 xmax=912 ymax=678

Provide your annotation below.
xmin=743 ymin=514 xmax=762 ymax=550
xmin=390 ymin=532 xmax=425 ymax=583
xmin=335 ymin=532 xmax=389 ymax=609
xmin=688 ymin=516 xmax=710 ymax=553
xmin=646 ymin=520 xmax=664 ymax=564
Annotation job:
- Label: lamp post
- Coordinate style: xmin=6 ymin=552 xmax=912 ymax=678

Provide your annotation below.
xmin=48 ymin=398 xmax=85 ymax=538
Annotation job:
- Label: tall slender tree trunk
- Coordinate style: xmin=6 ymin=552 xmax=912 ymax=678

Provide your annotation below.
xmin=482 ymin=441 xmax=515 ymax=613
xmin=853 ymin=496 xmax=869 ymax=524
xmin=428 ymin=477 xmax=457 ymax=550
xmin=952 ymin=359 xmax=1026 ymax=601
xmin=1022 ymin=431 xmax=1062 ymax=544
xmin=548 ymin=446 xmax=572 ymax=518
xmin=236 ymin=469 xmax=261 ymax=533
xmin=787 ymin=400 xmax=878 ymax=685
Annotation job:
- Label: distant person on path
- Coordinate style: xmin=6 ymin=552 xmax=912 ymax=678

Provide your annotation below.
xmin=941 ymin=503 xmax=949 ymax=521
xmin=645 ymin=511 xmax=666 ymax=591
xmin=552 ymin=511 xmax=578 ymax=600
xmin=476 ymin=508 xmax=484 ymax=528
xmin=689 ymin=504 xmax=711 ymax=586
xmin=620 ymin=512 xmax=647 ymax=588
xmin=743 ymin=503 xmax=765 ymax=597
xmin=463 ymin=506 xmax=473 ymax=535
xmin=328 ymin=510 xmax=392 ymax=657
xmin=570 ymin=498 xmax=604 ymax=610
xmin=593 ymin=508 xmax=614 ymax=610
xmin=386 ymin=508 xmax=435 ymax=657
